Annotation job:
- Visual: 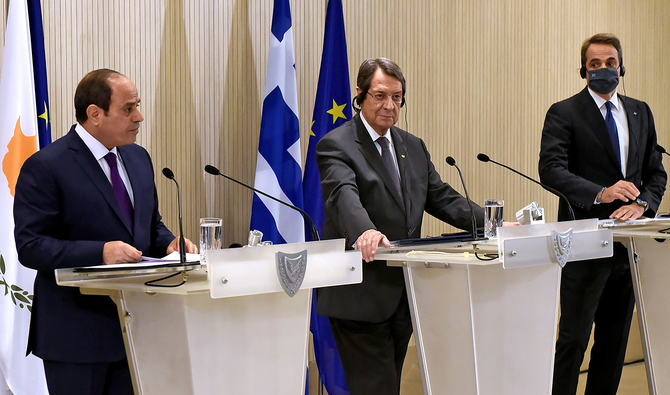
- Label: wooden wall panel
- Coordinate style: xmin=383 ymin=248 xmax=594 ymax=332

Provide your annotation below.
xmin=1 ymin=0 xmax=668 ymax=247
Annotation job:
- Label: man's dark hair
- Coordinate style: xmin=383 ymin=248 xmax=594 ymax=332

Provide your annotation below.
xmin=354 ymin=58 xmax=406 ymax=107
xmin=580 ymin=33 xmax=623 ymax=68
xmin=74 ymin=69 xmax=122 ymax=123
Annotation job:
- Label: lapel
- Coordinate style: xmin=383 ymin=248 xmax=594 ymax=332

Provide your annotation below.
xmin=353 ymin=114 xmax=406 ymax=213
xmin=66 ymin=128 xmax=134 ymax=234
xmin=576 ymin=88 xmax=622 ymax=174
xmin=621 ymin=95 xmax=641 ymax=178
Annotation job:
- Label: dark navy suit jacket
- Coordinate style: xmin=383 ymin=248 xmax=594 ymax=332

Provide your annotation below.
xmin=14 ymin=125 xmax=175 ymax=363
xmin=539 ymin=88 xmax=666 ymax=221
xmin=315 ymin=113 xmax=484 ymax=323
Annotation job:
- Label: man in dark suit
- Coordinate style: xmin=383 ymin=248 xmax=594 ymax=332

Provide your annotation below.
xmin=13 ymin=69 xmax=196 ymax=395
xmin=539 ymin=34 xmax=666 ymax=395
xmin=316 ymin=58 xmax=484 ymax=395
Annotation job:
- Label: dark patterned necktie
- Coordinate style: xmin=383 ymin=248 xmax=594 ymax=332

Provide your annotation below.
xmin=104 ymin=152 xmax=134 ymax=230
xmin=605 ymin=101 xmax=621 ymax=169
xmin=377 ymin=136 xmax=403 ymax=198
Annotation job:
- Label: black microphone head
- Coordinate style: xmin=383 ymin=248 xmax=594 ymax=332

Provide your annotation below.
xmin=204 ymin=165 xmax=220 ymax=175
xmin=445 ymin=156 xmax=456 ymax=166
xmin=477 ymin=153 xmax=490 ymax=162
xmin=162 ymin=167 xmax=175 ymax=179
xmin=656 ymin=145 xmax=667 ymax=154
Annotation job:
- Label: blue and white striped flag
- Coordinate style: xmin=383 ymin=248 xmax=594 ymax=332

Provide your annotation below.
xmin=250 ymin=0 xmax=305 ymax=245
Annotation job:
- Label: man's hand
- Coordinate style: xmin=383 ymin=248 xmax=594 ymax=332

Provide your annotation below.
xmin=601 ymin=180 xmax=640 ymax=204
xmin=610 ymin=202 xmax=645 ymax=220
xmin=103 ymin=241 xmax=142 ymax=265
xmin=356 ymin=229 xmax=391 ymax=263
xmin=167 ymin=236 xmax=198 ymax=255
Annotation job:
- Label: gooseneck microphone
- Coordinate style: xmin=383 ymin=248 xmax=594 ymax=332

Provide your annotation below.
xmin=655 ymin=144 xmax=670 ymax=158
xmin=445 ymin=156 xmax=479 ymax=240
xmin=162 ymin=167 xmax=187 ymax=263
xmin=204 ymin=165 xmax=320 ymax=242
xmin=477 ymin=153 xmax=576 ymax=221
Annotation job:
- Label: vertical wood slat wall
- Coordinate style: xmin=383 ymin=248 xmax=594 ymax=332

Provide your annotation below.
xmin=2 ymin=0 xmax=669 ymax=246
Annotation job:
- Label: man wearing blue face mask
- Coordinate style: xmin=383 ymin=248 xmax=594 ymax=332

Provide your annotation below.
xmin=539 ymin=33 xmax=666 ymax=395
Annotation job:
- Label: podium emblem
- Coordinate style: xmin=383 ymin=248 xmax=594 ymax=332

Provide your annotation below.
xmin=276 ymin=250 xmax=307 ymax=297
xmin=551 ymin=228 xmax=573 ymax=267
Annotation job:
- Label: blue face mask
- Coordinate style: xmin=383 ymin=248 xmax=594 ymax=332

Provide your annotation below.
xmin=587 ymin=68 xmax=619 ymax=95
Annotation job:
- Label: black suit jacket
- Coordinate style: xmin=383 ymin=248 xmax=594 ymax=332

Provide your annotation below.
xmin=316 ymin=113 xmax=484 ymax=322
xmin=539 ymin=88 xmax=666 ymax=221
xmin=13 ymin=126 xmax=175 ymax=363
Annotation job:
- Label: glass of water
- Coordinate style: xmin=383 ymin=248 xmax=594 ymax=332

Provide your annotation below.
xmin=200 ymin=218 xmax=222 ymax=263
xmin=484 ymin=199 xmax=504 ymax=239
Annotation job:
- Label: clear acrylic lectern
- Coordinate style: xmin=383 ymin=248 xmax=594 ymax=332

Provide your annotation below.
xmin=375 ymin=219 xmax=613 ymax=395
xmin=56 ymin=238 xmax=361 ymax=395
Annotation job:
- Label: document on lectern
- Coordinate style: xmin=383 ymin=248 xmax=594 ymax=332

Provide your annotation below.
xmin=389 ymin=230 xmax=484 ymax=248
xmin=598 ymin=217 xmax=659 ymax=228
xmin=62 ymin=253 xmax=201 ymax=281
xmin=72 ymin=252 xmax=200 ymax=272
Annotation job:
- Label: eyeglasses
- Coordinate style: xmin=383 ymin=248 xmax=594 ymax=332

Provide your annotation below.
xmin=367 ymin=91 xmax=403 ymax=105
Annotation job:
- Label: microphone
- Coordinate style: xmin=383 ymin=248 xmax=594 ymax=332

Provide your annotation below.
xmin=162 ymin=167 xmax=187 ymax=263
xmin=204 ymin=165 xmax=320 ymax=242
xmin=445 ymin=156 xmax=479 ymax=239
xmin=656 ymin=144 xmax=670 ymax=157
xmin=477 ymin=153 xmax=576 ymax=221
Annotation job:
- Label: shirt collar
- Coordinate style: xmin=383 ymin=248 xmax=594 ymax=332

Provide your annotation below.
xmin=75 ymin=123 xmax=119 ymax=160
xmin=360 ymin=112 xmax=392 ymax=147
xmin=587 ymin=87 xmax=620 ymax=110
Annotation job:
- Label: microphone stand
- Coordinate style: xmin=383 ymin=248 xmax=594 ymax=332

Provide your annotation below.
xmin=445 ymin=156 xmax=480 ymax=240
xmin=477 ymin=153 xmax=576 ymax=221
xmin=162 ymin=167 xmax=187 ymax=263
xmin=204 ymin=165 xmax=320 ymax=242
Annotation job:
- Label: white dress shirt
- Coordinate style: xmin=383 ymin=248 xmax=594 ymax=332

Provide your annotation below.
xmin=75 ymin=123 xmax=135 ymax=206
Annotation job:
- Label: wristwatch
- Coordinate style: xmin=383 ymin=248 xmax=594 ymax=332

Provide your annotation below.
xmin=635 ymin=198 xmax=649 ymax=211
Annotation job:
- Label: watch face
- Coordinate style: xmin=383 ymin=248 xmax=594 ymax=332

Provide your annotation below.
xmin=636 ymin=199 xmax=648 ymax=210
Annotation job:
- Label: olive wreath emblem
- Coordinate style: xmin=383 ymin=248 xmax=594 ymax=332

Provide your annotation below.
xmin=0 ymin=251 xmax=34 ymax=312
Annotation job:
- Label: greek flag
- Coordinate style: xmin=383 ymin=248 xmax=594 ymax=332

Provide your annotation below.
xmin=250 ymin=0 xmax=304 ymax=245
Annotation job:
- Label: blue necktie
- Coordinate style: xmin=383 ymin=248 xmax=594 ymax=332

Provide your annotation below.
xmin=605 ymin=101 xmax=621 ymax=169
xmin=104 ymin=152 xmax=134 ymax=231
xmin=377 ymin=136 xmax=403 ymax=198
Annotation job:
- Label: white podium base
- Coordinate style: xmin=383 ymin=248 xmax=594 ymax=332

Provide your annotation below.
xmin=622 ymin=237 xmax=670 ymax=395
xmin=119 ymin=288 xmax=311 ymax=395
xmin=55 ymin=239 xmax=362 ymax=395
xmin=609 ymin=218 xmax=670 ymax=395
xmin=404 ymin=261 xmax=560 ymax=394
xmin=378 ymin=220 xmax=612 ymax=394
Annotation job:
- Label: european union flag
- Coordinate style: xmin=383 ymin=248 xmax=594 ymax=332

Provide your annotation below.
xmin=27 ymin=0 xmax=51 ymax=149
xmin=303 ymin=0 xmax=352 ymax=394
xmin=250 ymin=0 xmax=304 ymax=245
xmin=302 ymin=0 xmax=352 ymax=242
